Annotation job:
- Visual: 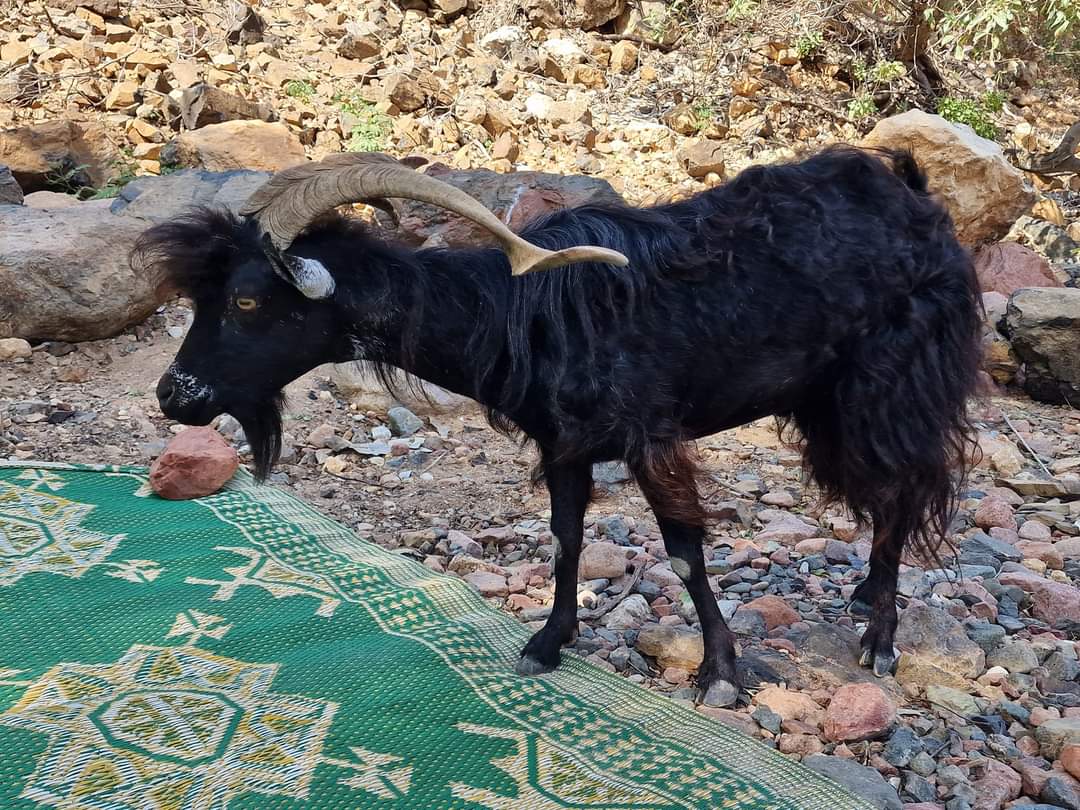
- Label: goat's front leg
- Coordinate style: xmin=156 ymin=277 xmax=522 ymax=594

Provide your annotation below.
xmin=516 ymin=461 xmax=592 ymax=676
xmin=654 ymin=515 xmax=740 ymax=707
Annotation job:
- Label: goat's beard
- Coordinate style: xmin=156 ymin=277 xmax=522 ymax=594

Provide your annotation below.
xmin=234 ymin=393 xmax=285 ymax=482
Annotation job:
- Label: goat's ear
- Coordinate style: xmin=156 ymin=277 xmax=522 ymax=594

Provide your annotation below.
xmin=260 ymin=234 xmax=336 ymax=300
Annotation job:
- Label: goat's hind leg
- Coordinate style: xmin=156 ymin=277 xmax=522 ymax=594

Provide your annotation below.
xmin=848 ymin=508 xmax=902 ymax=677
xmin=634 ymin=453 xmax=739 ymax=707
xmin=516 ymin=460 xmax=591 ymax=676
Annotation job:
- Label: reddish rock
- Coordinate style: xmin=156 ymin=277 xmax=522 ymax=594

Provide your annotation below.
xmin=149 ymin=427 xmax=238 ymax=500
xmin=1019 ymin=520 xmax=1053 ymax=541
xmin=1016 ymin=540 xmax=1064 ymax=569
xmin=777 ymin=733 xmax=824 ymax=757
xmin=579 ymin=541 xmax=629 ymax=580
xmin=741 ymin=595 xmax=800 ymax=631
xmin=823 ymin=683 xmax=896 ymax=742
xmin=755 ymin=513 xmax=820 ymax=546
xmin=999 ymin=570 xmax=1080 ymax=623
xmin=973 ymin=241 xmax=1061 ymax=296
xmin=1061 ymin=743 xmax=1080 ymax=781
xmin=970 ymin=758 xmax=1021 ymax=810
xmin=974 ymin=496 xmax=1017 ymax=531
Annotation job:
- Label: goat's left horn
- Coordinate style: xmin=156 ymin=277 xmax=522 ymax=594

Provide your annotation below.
xmin=239 ymin=153 xmax=630 ymax=275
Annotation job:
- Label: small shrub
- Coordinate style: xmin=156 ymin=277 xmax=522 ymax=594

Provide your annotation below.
xmin=336 ymin=92 xmax=392 ymax=153
xmin=936 ymin=96 xmax=998 ymax=140
xmin=796 ymin=30 xmax=824 ymax=59
xmin=870 ymin=60 xmax=906 ymax=83
xmin=847 ymin=95 xmax=877 ymax=120
xmin=725 ymin=0 xmax=759 ymax=23
xmin=285 ymin=80 xmax=315 ymax=102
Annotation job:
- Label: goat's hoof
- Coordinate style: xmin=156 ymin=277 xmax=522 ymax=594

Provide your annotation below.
xmin=847 ymin=598 xmax=873 ymax=618
xmin=859 ymin=646 xmax=897 ymax=677
xmin=700 ymin=679 xmax=739 ymax=708
xmin=515 ymin=654 xmax=556 ymax=676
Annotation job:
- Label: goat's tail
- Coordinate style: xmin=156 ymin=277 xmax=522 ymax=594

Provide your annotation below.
xmin=789 ymin=216 xmax=982 ymax=566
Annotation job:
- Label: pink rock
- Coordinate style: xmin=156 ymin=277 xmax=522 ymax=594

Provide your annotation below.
xmin=1000 ymin=570 xmax=1080 ymax=624
xmin=754 ymin=514 xmax=820 ymax=546
xmin=1031 ymin=707 xmax=1061 ymax=726
xmin=579 ymin=541 xmax=629 ymax=580
xmin=777 ymin=733 xmax=824 ymax=757
xmin=970 ymin=758 xmax=1021 ymax=810
xmin=506 ymin=593 xmax=540 ymax=611
xmin=975 ymin=496 xmax=1017 ymax=531
xmin=697 ymin=706 xmax=759 ymax=736
xmin=149 ymin=427 xmax=238 ymax=500
xmin=742 ymin=595 xmax=800 ymax=631
xmin=1016 ymin=540 xmax=1064 ymax=569
xmin=823 ymin=683 xmax=896 ymax=742
xmin=1019 ymin=520 xmax=1053 ymax=541
xmin=464 ymin=571 xmax=509 ymax=598
xmin=973 ymin=241 xmax=1061 ymax=297
xmin=794 ymin=538 xmax=829 ymax=555
xmin=901 ymin=805 xmax=943 ymax=810
xmin=1061 ymin=743 xmax=1080 ymax=781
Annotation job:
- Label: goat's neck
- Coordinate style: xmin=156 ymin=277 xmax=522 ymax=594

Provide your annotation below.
xmin=335 ymin=246 xmax=506 ymax=407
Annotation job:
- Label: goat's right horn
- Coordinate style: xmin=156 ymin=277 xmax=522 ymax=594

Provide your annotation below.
xmin=239 ymin=153 xmax=630 ymax=275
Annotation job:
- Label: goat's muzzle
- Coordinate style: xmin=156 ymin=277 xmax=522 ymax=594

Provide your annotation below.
xmin=156 ymin=366 xmax=218 ymax=426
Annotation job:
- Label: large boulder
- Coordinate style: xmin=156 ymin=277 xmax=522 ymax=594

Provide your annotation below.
xmin=166 ymin=120 xmax=305 ymax=173
xmin=0 ymin=120 xmax=120 ymax=193
xmin=0 ymin=168 xmax=269 ymax=342
xmin=974 ymin=242 xmax=1061 ymax=296
xmin=0 ymin=202 xmax=156 ymax=341
xmin=377 ymin=161 xmax=626 ymax=248
xmin=862 ymin=110 xmax=1035 ymax=248
xmin=1004 ymin=288 xmax=1080 ymax=405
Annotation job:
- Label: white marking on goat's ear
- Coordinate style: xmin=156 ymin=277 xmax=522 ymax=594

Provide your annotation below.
xmin=285 ymin=256 xmax=335 ymax=300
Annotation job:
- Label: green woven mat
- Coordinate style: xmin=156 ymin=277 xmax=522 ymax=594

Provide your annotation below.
xmin=0 ymin=461 xmax=872 ymax=810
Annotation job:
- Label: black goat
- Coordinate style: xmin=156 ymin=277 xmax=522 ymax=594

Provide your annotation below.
xmin=136 ymin=146 xmax=982 ymax=706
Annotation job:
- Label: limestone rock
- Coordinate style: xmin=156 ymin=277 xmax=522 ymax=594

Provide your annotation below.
xmin=0 ymin=337 xmax=32 ymax=360
xmin=894 ymin=605 xmax=986 ymax=679
xmin=753 ymin=685 xmax=825 ymax=727
xmin=974 ymin=242 xmax=1061 ymax=296
xmin=635 ymin=624 xmax=704 ymax=670
xmin=0 ymin=120 xmax=119 ymax=193
xmin=677 ymin=140 xmax=725 ymax=179
xmin=569 ymin=0 xmax=627 ymax=29
xmin=862 ymin=110 xmax=1035 ymax=247
xmin=150 ymin=427 xmax=239 ymax=500
xmin=169 ymin=121 xmax=305 ymax=173
xmin=1004 ymin=288 xmax=1080 ymax=405
xmin=0 ymin=202 xmax=159 ymax=341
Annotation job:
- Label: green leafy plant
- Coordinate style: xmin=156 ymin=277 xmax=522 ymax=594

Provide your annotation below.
xmin=43 ymin=161 xmax=91 ymax=195
xmin=725 ymin=0 xmax=759 ymax=23
xmin=284 ymin=80 xmax=315 ymax=102
xmin=936 ymin=95 xmax=999 ymax=139
xmin=691 ymin=101 xmax=716 ymax=133
xmin=336 ymin=92 xmax=392 ymax=153
xmin=796 ymin=30 xmax=824 ymax=59
xmin=847 ymin=95 xmax=877 ymax=120
xmin=932 ymin=0 xmax=1079 ymax=60
xmin=870 ymin=60 xmax=906 ymax=83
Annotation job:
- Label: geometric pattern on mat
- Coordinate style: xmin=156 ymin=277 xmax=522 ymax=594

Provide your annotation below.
xmin=0 ymin=461 xmax=872 ymax=809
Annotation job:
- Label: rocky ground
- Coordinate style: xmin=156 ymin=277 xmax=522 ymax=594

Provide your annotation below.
xmin=3 ymin=305 xmax=1080 ymax=810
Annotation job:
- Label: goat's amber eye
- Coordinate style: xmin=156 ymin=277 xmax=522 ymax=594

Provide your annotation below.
xmin=235 ymin=297 xmax=258 ymax=311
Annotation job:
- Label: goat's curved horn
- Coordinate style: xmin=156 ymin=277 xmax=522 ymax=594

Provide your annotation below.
xmin=239 ymin=153 xmax=630 ymax=275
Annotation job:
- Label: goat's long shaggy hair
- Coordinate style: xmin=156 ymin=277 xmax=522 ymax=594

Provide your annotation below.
xmin=140 ymin=147 xmax=982 ymax=560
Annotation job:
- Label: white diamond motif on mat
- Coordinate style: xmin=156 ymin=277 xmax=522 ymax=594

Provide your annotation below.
xmin=0 ymin=645 xmax=338 ymax=808
xmin=0 ymin=482 xmax=123 ymax=587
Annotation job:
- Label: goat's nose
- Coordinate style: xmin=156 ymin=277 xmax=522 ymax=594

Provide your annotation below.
xmin=156 ymin=374 xmax=177 ymax=410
